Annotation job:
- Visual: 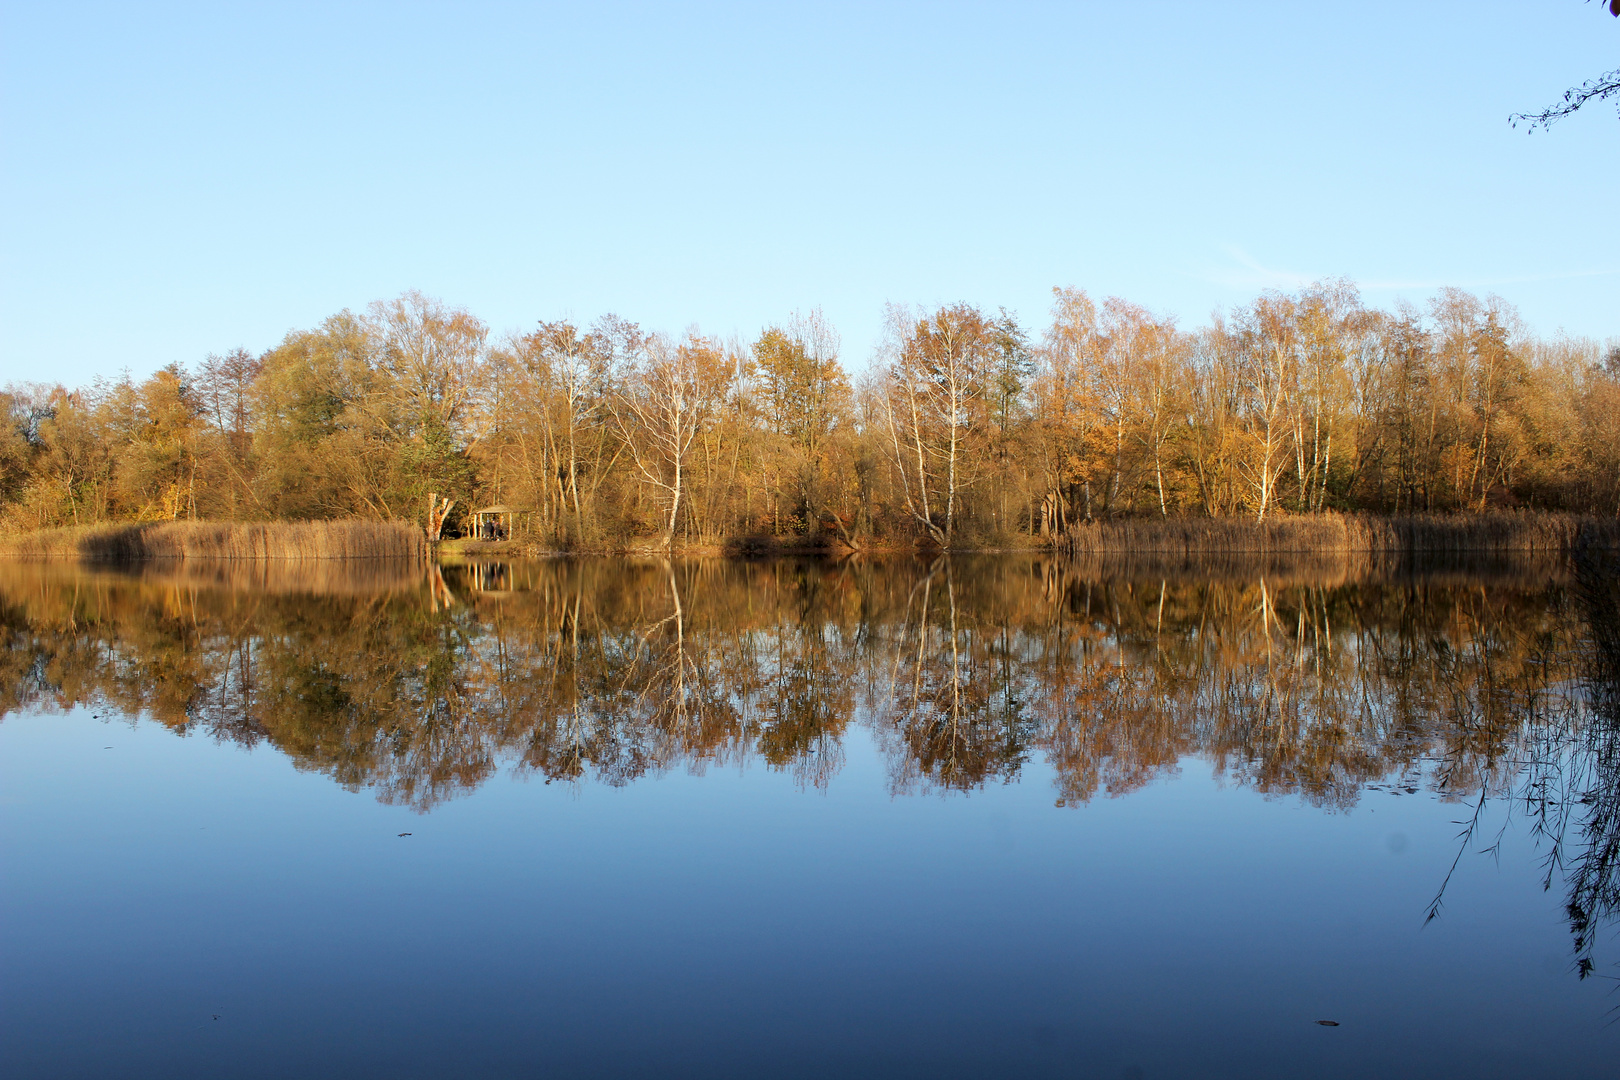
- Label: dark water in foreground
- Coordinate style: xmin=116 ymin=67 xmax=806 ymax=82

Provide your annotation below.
xmin=3 ymin=555 xmax=1620 ymax=1079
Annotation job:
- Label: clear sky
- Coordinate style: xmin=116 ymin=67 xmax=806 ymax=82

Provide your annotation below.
xmin=2 ymin=1 xmax=1616 ymax=386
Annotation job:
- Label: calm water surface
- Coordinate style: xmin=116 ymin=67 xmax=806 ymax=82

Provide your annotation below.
xmin=3 ymin=556 xmax=1619 ymax=1079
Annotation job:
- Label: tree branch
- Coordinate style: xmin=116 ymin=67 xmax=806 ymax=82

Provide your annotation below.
xmin=1511 ymin=1 xmax=1620 ymax=131
xmin=1512 ymin=68 xmax=1620 ymax=131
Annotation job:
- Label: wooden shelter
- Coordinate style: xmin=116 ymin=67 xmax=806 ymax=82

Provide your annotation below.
xmin=472 ymin=504 xmax=517 ymax=541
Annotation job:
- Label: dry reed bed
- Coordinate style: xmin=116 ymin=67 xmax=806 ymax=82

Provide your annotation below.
xmin=0 ymin=520 xmax=427 ymax=562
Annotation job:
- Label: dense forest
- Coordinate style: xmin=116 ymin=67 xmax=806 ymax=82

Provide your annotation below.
xmin=2 ymin=283 xmax=1617 ymax=547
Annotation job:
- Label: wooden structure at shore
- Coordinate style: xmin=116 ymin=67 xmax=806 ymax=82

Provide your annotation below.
xmin=471 ymin=505 xmax=527 ymax=541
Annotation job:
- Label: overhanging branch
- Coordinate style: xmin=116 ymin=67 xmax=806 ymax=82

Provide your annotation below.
xmin=1512 ymin=68 xmax=1620 ymax=131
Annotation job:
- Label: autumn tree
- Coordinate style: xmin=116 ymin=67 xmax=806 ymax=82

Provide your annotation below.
xmin=1230 ymin=293 xmax=1297 ymax=522
xmin=1033 ymin=287 xmax=1101 ymax=531
xmin=882 ymin=303 xmax=999 ymax=545
xmin=496 ymin=318 xmax=617 ymax=541
xmin=253 ymin=311 xmax=376 ymax=519
xmin=752 ymin=308 xmax=850 ymax=535
xmin=610 ymin=332 xmax=732 ymax=547
xmin=196 ymin=347 xmax=263 ymax=518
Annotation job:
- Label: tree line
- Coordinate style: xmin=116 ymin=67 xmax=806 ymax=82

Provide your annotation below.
xmin=3 ymin=283 xmax=1617 ymax=546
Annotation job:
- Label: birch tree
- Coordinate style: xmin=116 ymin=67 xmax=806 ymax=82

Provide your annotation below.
xmin=1232 ymin=293 xmax=1296 ymax=522
xmin=611 ymin=332 xmax=728 ymax=547
xmin=882 ymin=303 xmax=995 ymax=545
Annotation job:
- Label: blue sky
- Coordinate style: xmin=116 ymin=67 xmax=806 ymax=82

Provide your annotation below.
xmin=2 ymin=1 xmax=1616 ymax=386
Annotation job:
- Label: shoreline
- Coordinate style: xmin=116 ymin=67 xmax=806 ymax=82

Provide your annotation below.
xmin=3 ymin=511 xmax=1617 ymax=564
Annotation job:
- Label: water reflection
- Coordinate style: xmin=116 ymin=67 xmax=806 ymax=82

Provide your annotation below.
xmin=0 ymin=556 xmax=1597 ymax=811
xmin=1567 ymin=551 xmax=1620 ymax=979
xmin=6 ymin=553 xmax=1620 ymax=973
xmin=1476 ymin=548 xmax=1620 ymax=980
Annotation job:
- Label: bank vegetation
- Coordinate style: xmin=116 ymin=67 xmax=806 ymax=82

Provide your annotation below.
xmin=0 ymin=520 xmax=426 ymax=561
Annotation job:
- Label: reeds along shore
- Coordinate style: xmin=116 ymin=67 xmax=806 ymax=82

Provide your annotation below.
xmin=1 ymin=511 xmax=1617 ymax=569
xmin=0 ymin=520 xmax=428 ymax=562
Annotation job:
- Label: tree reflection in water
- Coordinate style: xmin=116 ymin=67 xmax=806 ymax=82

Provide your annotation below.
xmin=1471 ymin=548 xmax=1620 ymax=980
xmin=3 ymin=553 xmax=1619 ymax=970
xmin=1566 ymin=551 xmax=1620 ymax=979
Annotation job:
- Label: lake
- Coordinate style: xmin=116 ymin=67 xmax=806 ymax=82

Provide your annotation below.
xmin=3 ymin=555 xmax=1618 ymax=1079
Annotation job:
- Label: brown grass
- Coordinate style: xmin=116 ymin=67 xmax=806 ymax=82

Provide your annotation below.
xmin=0 ymin=520 xmax=428 ymax=562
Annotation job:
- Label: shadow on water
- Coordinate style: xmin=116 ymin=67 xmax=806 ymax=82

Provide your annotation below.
xmin=6 ymin=551 xmax=1620 ymax=977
